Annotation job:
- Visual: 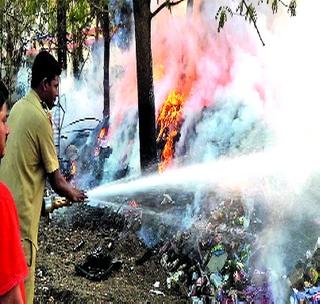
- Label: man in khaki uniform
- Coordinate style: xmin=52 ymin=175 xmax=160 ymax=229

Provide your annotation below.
xmin=0 ymin=51 xmax=86 ymax=303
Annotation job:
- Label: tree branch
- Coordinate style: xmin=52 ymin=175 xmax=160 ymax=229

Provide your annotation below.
xmin=242 ymin=0 xmax=265 ymax=46
xmin=278 ymin=0 xmax=289 ymax=7
xmin=87 ymin=0 xmax=108 ymax=14
xmin=151 ymin=0 xmax=185 ymax=19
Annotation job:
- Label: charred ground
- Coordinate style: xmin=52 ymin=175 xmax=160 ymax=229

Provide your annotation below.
xmin=34 ymin=193 xmax=320 ymax=303
xmin=35 ymin=203 xmax=187 ymax=303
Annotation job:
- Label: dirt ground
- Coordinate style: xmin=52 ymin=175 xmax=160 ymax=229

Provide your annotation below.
xmin=34 ymin=204 xmax=188 ymax=304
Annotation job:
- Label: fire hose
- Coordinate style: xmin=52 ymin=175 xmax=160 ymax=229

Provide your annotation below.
xmin=44 ymin=195 xmax=86 ymax=213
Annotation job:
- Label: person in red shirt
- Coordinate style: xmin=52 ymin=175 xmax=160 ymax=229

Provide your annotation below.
xmin=0 ymin=80 xmax=28 ymax=303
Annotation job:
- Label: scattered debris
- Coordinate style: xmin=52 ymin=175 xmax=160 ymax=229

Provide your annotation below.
xmin=149 ymin=289 xmax=165 ymax=296
xmin=135 ymin=248 xmax=155 ymax=266
xmin=155 ymin=196 xmax=270 ymax=302
xmin=36 ymin=193 xmax=320 ymax=303
xmin=153 ymin=281 xmax=160 ymax=288
xmin=73 ymin=239 xmax=85 ymax=252
xmin=160 ymin=194 xmax=175 ymax=206
xmin=75 ymin=246 xmax=122 ymax=281
xmin=289 ymin=237 xmax=320 ymax=302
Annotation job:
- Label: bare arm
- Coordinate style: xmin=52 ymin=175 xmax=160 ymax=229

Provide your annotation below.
xmin=0 ymin=284 xmax=23 ymax=304
xmin=48 ymin=169 xmax=86 ymax=202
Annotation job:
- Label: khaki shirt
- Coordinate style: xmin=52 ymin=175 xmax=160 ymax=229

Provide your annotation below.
xmin=0 ymin=90 xmax=59 ymax=249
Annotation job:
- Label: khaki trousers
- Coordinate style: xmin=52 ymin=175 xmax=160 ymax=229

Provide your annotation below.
xmin=22 ymin=239 xmax=37 ymax=304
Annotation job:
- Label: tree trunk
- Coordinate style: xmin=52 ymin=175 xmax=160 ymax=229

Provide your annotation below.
xmin=72 ymin=31 xmax=84 ymax=79
xmin=0 ymin=9 xmax=3 ymax=79
xmin=187 ymin=0 xmax=193 ymax=15
xmin=102 ymin=1 xmax=110 ymax=118
xmin=95 ymin=15 xmax=100 ymax=41
xmin=133 ymin=0 xmax=158 ymax=172
xmin=72 ymin=46 xmax=80 ymax=78
xmin=57 ymin=0 xmax=67 ymax=70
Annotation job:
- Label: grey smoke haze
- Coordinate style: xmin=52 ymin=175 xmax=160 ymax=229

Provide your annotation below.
xmin=14 ymin=1 xmax=320 ymax=301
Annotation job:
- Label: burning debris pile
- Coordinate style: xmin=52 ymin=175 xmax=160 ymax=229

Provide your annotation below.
xmin=146 ymin=192 xmax=320 ymax=303
xmin=35 ymin=189 xmax=320 ymax=303
xmin=147 ymin=195 xmax=274 ymax=303
xmin=289 ymin=238 xmax=320 ymax=302
xmin=35 ymin=203 xmax=186 ymax=303
xmin=75 ymin=246 xmax=123 ymax=281
xmin=157 ymin=90 xmax=186 ymax=172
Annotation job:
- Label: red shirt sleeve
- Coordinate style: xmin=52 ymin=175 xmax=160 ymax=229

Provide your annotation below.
xmin=0 ymin=183 xmax=28 ymax=299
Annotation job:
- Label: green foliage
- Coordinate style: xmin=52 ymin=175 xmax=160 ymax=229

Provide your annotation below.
xmin=216 ymin=0 xmax=297 ymax=45
xmin=245 ymin=3 xmax=257 ymax=23
xmin=266 ymin=0 xmax=296 ymax=15
xmin=215 ymin=6 xmax=233 ymax=32
xmin=68 ymin=0 xmax=93 ymax=30
xmin=0 ymin=0 xmax=50 ymax=103
xmin=288 ymin=0 xmax=296 ymax=17
xmin=67 ymin=0 xmax=95 ymax=77
xmin=46 ymin=0 xmax=61 ymax=34
xmin=237 ymin=1 xmax=245 ymax=15
xmin=271 ymin=0 xmax=278 ymax=14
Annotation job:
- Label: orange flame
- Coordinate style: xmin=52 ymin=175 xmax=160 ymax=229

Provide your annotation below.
xmin=157 ymin=90 xmax=185 ymax=172
xmin=128 ymin=200 xmax=140 ymax=208
xmin=98 ymin=127 xmax=107 ymax=140
xmin=70 ymin=160 xmax=77 ymax=175
xmin=95 ymin=127 xmax=109 ymax=157
xmin=153 ymin=64 xmax=165 ymax=81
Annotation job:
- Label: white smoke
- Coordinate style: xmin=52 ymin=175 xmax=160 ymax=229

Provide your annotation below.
xmin=14 ymin=0 xmax=320 ymax=300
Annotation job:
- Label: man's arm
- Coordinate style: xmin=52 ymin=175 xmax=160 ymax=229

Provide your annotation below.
xmin=0 ymin=283 xmax=23 ymax=304
xmin=48 ymin=169 xmax=86 ymax=202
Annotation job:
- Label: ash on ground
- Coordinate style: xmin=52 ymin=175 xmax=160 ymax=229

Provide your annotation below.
xmin=35 ymin=193 xmax=320 ymax=303
xmin=35 ymin=203 xmax=184 ymax=303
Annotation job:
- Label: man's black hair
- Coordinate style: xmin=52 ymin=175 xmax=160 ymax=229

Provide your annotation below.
xmin=31 ymin=51 xmax=62 ymax=89
xmin=0 ymin=80 xmax=9 ymax=108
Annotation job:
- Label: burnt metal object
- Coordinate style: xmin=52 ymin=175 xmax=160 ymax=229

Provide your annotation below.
xmin=75 ymin=247 xmax=122 ymax=281
xmin=135 ymin=248 xmax=154 ymax=266
xmin=73 ymin=240 xmax=85 ymax=252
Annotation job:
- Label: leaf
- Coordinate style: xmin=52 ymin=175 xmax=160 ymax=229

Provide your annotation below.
xmin=245 ymin=4 xmax=257 ymax=23
xmin=236 ymin=1 xmax=244 ymax=15
xmin=271 ymin=0 xmax=278 ymax=14
xmin=215 ymin=6 xmax=233 ymax=32
xmin=288 ymin=0 xmax=296 ymax=17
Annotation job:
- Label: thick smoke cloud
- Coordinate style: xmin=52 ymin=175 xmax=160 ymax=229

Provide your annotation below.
xmin=15 ymin=0 xmax=320 ymax=301
xmin=88 ymin=1 xmax=320 ymax=302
